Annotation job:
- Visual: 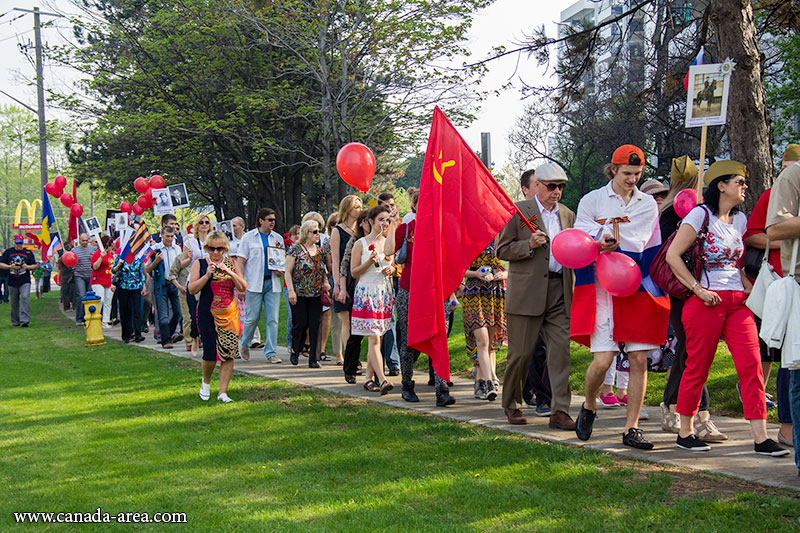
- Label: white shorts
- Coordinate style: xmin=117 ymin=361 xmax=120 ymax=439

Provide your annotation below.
xmin=590 ymin=282 xmax=659 ymax=354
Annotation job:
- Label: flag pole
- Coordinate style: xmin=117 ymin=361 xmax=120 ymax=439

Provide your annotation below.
xmin=697 ymin=125 xmax=707 ymax=201
xmin=513 ymin=204 xmax=538 ymax=234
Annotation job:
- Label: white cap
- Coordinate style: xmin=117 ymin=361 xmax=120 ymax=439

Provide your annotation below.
xmin=535 ymin=162 xmax=568 ymax=182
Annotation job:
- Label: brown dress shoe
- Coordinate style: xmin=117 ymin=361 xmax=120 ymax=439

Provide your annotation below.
xmin=548 ymin=411 xmax=576 ymax=430
xmin=504 ymin=407 xmax=527 ymax=425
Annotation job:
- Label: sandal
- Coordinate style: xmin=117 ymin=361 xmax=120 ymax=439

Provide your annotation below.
xmin=363 ymin=381 xmax=380 ymax=392
xmin=319 ymin=353 xmax=331 ymax=361
xmin=379 ymin=380 xmax=394 ymax=395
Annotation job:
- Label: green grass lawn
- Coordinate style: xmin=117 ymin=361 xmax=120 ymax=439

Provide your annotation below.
xmin=0 ymin=296 xmax=798 ymax=531
xmin=277 ymin=301 xmax=780 ymax=421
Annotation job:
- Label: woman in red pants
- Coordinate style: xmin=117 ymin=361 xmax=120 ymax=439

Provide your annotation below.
xmin=666 ymin=160 xmax=788 ymax=457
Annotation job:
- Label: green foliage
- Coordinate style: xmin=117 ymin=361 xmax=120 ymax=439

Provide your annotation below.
xmin=766 ymin=32 xmax=800 ymax=150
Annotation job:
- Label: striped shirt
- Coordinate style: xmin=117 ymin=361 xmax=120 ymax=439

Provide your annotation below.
xmin=72 ymin=245 xmax=98 ymax=278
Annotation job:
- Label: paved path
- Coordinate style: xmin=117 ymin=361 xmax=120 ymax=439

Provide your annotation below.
xmin=81 ymin=313 xmax=799 ymax=491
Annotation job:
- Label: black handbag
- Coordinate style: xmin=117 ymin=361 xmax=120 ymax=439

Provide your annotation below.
xmin=743 ymin=246 xmax=766 ymax=279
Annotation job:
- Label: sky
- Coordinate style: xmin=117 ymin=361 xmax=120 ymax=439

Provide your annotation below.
xmin=0 ymin=0 xmax=575 ymax=171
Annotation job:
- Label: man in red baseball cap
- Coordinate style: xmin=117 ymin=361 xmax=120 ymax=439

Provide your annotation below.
xmin=0 ymin=234 xmax=40 ymax=326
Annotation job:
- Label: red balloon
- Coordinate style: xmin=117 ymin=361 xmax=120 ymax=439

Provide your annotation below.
xmin=138 ymin=193 xmax=153 ymax=209
xmin=120 ymin=201 xmax=133 ymax=214
xmin=149 ymin=174 xmax=165 ymax=189
xmin=45 ymin=182 xmax=58 ymax=196
xmin=62 ymin=251 xmax=78 ymax=268
xmin=60 ymin=193 xmax=74 ymax=208
xmin=551 ymin=228 xmax=598 ymax=269
xmin=70 ymin=203 xmax=84 ymax=218
xmin=54 ymin=273 xmax=60 ymax=285
xmin=54 ymin=175 xmax=67 ymax=190
xmin=674 ymin=188 xmax=699 ymax=219
xmin=134 ymin=177 xmax=150 ymax=193
xmin=132 ymin=202 xmax=144 ymax=215
xmin=336 ymin=143 xmax=376 ymax=192
xmin=596 ymin=252 xmax=642 ymax=298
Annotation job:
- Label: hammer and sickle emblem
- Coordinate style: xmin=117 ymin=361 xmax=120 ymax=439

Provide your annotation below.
xmin=433 ymin=150 xmax=455 ymax=184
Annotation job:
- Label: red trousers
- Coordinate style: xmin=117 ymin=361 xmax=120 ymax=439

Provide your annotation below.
xmin=677 ymin=291 xmax=766 ymax=420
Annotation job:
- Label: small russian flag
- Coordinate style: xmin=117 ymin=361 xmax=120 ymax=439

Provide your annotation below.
xmin=683 ymin=46 xmax=705 ymax=91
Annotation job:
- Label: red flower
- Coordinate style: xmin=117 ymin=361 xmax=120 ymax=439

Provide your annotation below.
xmin=368 ymin=244 xmax=375 ymax=251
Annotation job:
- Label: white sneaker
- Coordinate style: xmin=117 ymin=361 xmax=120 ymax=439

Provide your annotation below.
xmin=240 ymin=346 xmax=250 ymax=361
xmin=199 ymin=381 xmax=210 ymax=401
xmin=267 ymin=355 xmax=282 ymax=364
xmin=217 ymin=393 xmax=234 ymax=403
xmin=639 ymin=408 xmax=649 ymax=420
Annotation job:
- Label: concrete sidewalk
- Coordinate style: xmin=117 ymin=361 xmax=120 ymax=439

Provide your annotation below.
xmin=82 ymin=312 xmax=799 ymax=491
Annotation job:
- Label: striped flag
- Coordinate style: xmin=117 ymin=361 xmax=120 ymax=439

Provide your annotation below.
xmin=683 ymin=46 xmax=705 ymax=91
xmin=45 ymin=232 xmax=63 ymax=260
xmin=120 ymin=222 xmax=150 ymax=263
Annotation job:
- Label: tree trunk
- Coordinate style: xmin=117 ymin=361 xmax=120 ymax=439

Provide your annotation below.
xmin=709 ymin=0 xmax=772 ymax=212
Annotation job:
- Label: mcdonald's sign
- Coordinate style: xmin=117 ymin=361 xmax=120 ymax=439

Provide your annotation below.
xmin=13 ymin=199 xmax=43 ymax=231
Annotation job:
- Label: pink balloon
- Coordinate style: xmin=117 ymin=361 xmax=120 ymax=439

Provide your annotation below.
xmin=596 ymin=252 xmax=642 ymax=297
xmin=54 ymin=175 xmax=67 ymax=190
xmin=674 ymin=189 xmax=698 ymax=219
xmin=149 ymin=174 xmax=165 ymax=189
xmin=551 ymin=228 xmax=598 ymax=269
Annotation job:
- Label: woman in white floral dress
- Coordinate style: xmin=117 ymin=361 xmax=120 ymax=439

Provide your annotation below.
xmin=350 ymin=205 xmax=395 ymax=394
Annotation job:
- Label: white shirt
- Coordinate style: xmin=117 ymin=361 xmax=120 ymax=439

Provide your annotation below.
xmin=156 ymin=242 xmax=180 ymax=276
xmin=574 ymin=181 xmax=660 ymax=254
xmin=402 ymin=212 xmax=416 ymax=224
xmin=185 ymin=236 xmax=209 ymax=265
xmin=535 ymin=195 xmax=563 ymax=273
xmin=682 ymin=207 xmax=747 ymax=291
xmin=228 ymin=235 xmax=243 ymax=257
xmin=234 ymin=228 xmax=284 ymax=293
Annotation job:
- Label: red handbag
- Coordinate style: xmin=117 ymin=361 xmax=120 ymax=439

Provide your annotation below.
xmin=321 ymin=287 xmax=333 ymax=307
xmin=649 ymin=207 xmax=710 ymax=300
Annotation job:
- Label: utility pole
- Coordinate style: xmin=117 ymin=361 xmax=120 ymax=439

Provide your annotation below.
xmin=13 ymin=6 xmax=62 ymax=190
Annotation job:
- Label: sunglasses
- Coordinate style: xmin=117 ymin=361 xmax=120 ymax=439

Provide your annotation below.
xmin=205 ymin=246 xmax=227 ymax=252
xmin=729 ymin=178 xmax=747 ymax=186
xmin=198 ymin=220 xmax=210 ymax=225
xmin=654 ymin=192 xmax=668 ymax=199
xmin=541 ymin=183 xmax=566 ymax=191
xmin=310 ymin=230 xmax=320 ymax=234
xmin=266 ymin=218 xmax=276 ymax=222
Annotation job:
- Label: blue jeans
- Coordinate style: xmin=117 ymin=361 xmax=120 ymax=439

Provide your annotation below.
xmin=382 ymin=328 xmax=399 ymax=370
xmin=155 ymin=283 xmax=182 ymax=345
xmin=74 ymin=276 xmax=91 ymax=323
xmin=791 ymin=369 xmax=800 ymax=471
xmin=776 ymin=367 xmax=792 ymax=424
xmin=283 ymin=286 xmax=293 ymax=347
xmin=241 ymin=277 xmax=281 ymax=358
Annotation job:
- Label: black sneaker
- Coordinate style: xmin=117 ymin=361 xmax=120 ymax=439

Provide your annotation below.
xmin=20 ymin=323 xmax=29 ymax=327
xmin=623 ymin=427 xmax=654 ymax=450
xmin=677 ymin=433 xmax=711 ymax=451
xmin=575 ymin=403 xmax=596 ymax=441
xmin=754 ymin=438 xmax=791 ymax=457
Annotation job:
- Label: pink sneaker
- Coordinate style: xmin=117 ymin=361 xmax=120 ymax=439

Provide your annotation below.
xmin=616 ymin=394 xmax=628 ymax=406
xmin=599 ymin=392 xmax=621 ymax=407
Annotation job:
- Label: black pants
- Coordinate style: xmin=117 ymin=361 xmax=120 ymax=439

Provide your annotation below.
xmin=291 ymin=296 xmax=322 ymax=363
xmin=118 ymin=288 xmax=142 ymax=341
xmin=343 ymin=325 xmax=364 ymax=377
xmin=110 ymin=288 xmax=120 ymax=320
xmin=662 ymin=297 xmax=710 ymax=411
xmin=523 ymin=335 xmax=551 ymax=407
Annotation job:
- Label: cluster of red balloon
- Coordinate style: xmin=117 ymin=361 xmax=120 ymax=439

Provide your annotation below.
xmin=119 ymin=175 xmax=165 ymax=216
xmin=44 ymin=175 xmax=84 ymax=218
xmin=551 ymin=228 xmax=641 ymax=297
xmin=336 ymin=143 xmax=375 ymax=192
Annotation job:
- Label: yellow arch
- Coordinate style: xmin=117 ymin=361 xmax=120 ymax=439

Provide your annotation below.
xmin=14 ymin=199 xmax=41 ymax=225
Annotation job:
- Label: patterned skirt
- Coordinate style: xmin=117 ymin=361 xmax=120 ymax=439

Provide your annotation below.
xmin=351 ymin=275 xmax=394 ymax=336
xmin=462 ymin=280 xmax=507 ymax=360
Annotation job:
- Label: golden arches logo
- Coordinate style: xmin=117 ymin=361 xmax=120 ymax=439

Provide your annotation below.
xmin=14 ymin=199 xmax=41 ymax=226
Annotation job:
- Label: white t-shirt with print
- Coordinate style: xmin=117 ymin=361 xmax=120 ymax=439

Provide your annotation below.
xmin=682 ymin=206 xmax=747 ymax=291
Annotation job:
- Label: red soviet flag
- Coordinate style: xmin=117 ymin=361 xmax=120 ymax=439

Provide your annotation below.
xmin=408 ymin=106 xmax=518 ymax=382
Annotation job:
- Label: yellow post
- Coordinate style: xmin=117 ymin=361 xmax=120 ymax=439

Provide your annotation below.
xmin=82 ymin=291 xmax=106 ymax=347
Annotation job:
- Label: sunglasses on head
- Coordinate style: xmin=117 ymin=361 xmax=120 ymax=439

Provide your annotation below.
xmin=205 ymin=246 xmax=226 ymax=252
xmin=541 ymin=183 xmax=566 ymax=191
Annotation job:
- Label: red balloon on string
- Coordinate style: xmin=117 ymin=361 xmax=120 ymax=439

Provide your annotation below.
xmin=551 ymin=229 xmax=599 ymax=269
xmin=60 ymin=193 xmax=74 ymax=208
xmin=149 ymin=174 xmax=165 ymax=189
xmin=134 ymin=177 xmax=150 ymax=193
xmin=132 ymin=202 xmax=144 ymax=215
xmin=336 ymin=143 xmax=376 ymax=192
xmin=596 ymin=252 xmax=642 ymax=297
xmin=62 ymin=251 xmax=78 ymax=268
xmin=120 ymin=201 xmax=133 ymax=214
xmin=45 ymin=182 xmax=59 ymax=196
xmin=138 ymin=193 xmax=153 ymax=209
xmin=70 ymin=203 xmax=84 ymax=218
xmin=54 ymin=175 xmax=67 ymax=190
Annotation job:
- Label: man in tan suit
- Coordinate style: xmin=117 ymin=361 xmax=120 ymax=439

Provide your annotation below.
xmin=497 ymin=162 xmax=575 ymax=428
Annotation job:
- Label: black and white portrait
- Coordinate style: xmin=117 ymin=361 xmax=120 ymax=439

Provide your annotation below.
xmin=218 ymin=220 xmax=234 ymax=241
xmin=168 ymin=183 xmax=189 ymax=208
xmin=152 ymin=188 xmax=175 ymax=216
